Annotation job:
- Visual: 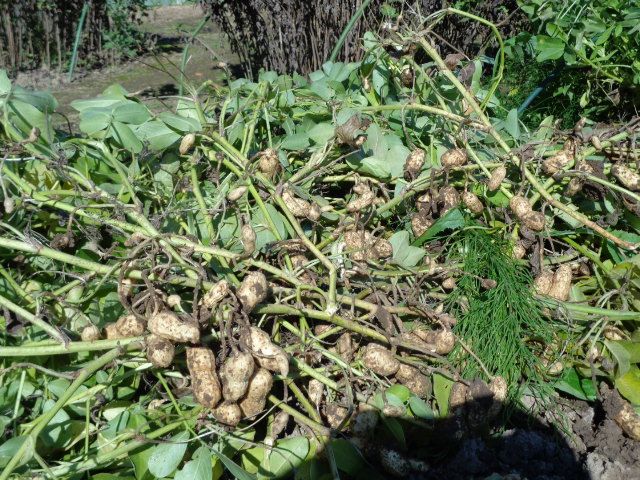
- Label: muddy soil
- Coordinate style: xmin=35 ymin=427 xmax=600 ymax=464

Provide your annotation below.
xmin=12 ymin=5 xmax=236 ymax=122
xmin=421 ymin=384 xmax=640 ymax=479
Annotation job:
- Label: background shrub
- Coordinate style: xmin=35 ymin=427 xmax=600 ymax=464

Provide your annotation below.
xmin=0 ymin=0 xmax=147 ymax=73
xmin=198 ymin=0 xmax=528 ymax=77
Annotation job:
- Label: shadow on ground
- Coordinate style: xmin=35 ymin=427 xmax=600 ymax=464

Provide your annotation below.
xmin=272 ymin=382 xmax=639 ymax=480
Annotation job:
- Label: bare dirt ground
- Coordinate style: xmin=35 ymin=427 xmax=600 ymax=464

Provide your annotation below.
xmin=419 ymin=384 xmax=640 ymax=479
xmin=13 ymin=5 xmax=236 ymax=121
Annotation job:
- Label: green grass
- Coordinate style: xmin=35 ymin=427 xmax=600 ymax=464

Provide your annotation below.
xmin=446 ymin=228 xmax=553 ymax=392
xmin=497 ymin=57 xmax=583 ymax=129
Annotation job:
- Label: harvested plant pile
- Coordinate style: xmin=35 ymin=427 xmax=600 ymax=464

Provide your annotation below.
xmin=0 ymin=9 xmax=639 ymax=480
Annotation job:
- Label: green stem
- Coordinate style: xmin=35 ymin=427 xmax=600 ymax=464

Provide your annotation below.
xmin=67 ymin=2 xmax=89 ymax=82
xmin=274 ymin=196 xmax=337 ymax=312
xmin=0 ymin=236 xmax=223 ymax=295
xmin=179 ymin=15 xmax=210 ymax=96
xmin=540 ymin=298 xmax=639 ymax=320
xmin=284 ymin=379 xmax=322 ymax=423
xmin=190 ymin=165 xmax=216 ymax=243
xmin=445 ymin=8 xmax=505 ymax=110
xmin=329 ymin=0 xmax=375 ymax=62
xmin=417 ymin=38 xmax=636 ymax=250
xmin=0 ymin=293 xmax=65 ymax=344
xmin=43 ymin=407 xmax=202 ymax=477
xmin=0 ymin=337 xmax=144 ymax=357
xmin=563 ymin=236 xmax=621 ymax=290
xmin=267 ymin=395 xmax=328 ymax=435
xmin=0 ymin=342 xmax=141 ymax=480
xmin=361 ymin=104 xmax=488 ymax=131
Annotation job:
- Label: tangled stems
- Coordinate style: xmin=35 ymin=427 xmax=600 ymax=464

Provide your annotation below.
xmin=273 ymin=195 xmax=338 ymax=313
xmin=40 ymin=406 xmax=203 ymax=478
xmin=0 ymin=341 xmax=143 ymax=480
xmin=417 ymin=37 xmax=637 ymax=250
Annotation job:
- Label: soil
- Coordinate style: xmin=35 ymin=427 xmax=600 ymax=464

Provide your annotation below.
xmin=12 ymin=5 xmax=237 ymax=123
xmin=420 ymin=384 xmax=640 ymax=479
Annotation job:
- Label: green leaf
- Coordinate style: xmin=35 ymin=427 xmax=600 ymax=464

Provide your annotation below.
xmin=129 ymin=444 xmax=154 ymax=480
xmin=606 ymin=340 xmax=631 ymax=377
xmin=280 ymin=133 xmax=310 ymax=151
xmin=433 ymin=373 xmax=453 ymax=416
xmin=307 ymin=122 xmax=334 ymax=144
xmin=380 ymin=417 xmax=406 ymax=449
xmin=322 ymin=61 xmax=357 ymax=82
xmin=387 ymin=143 xmax=411 ymax=178
xmin=7 ymin=100 xmax=50 ymax=140
xmin=113 ymin=102 xmax=151 ymax=124
xmin=555 ymin=368 xmax=597 ymax=401
xmin=330 ymin=439 xmax=366 ymax=476
xmin=160 ymin=112 xmax=201 ymax=133
xmin=348 ymin=156 xmax=390 ymax=179
xmin=414 ymin=208 xmax=465 ymax=246
xmin=79 ymin=108 xmax=113 ymax=136
xmin=213 ymin=446 xmax=256 ymax=480
xmin=175 ymin=446 xmax=212 ymax=480
xmin=133 ymin=121 xmax=181 ymax=151
xmin=110 ymin=121 xmax=143 ymax=153
xmin=409 ymin=396 xmax=435 ymax=419
xmin=386 ymin=384 xmax=411 ymax=402
xmin=0 ymin=435 xmax=34 ymax=469
xmin=253 ymin=204 xmax=289 ymax=251
xmin=616 ymin=366 xmax=640 ymax=404
xmin=47 ymin=379 xmax=71 ymax=399
xmin=308 ymin=79 xmax=334 ymax=100
xmin=535 ymin=35 xmax=565 ymax=62
xmin=261 ymin=436 xmax=312 ymax=479
xmin=0 ymin=70 xmax=11 ymax=95
xmin=241 ymin=446 xmax=263 ymax=475
xmin=71 ymin=96 xmax=124 ymax=112
xmin=372 ymin=64 xmax=390 ymax=97
xmin=11 ymin=87 xmax=58 ymax=112
xmin=389 ymin=231 xmax=425 ymax=267
xmin=148 ymin=431 xmax=189 ymax=478
xmin=504 ymin=108 xmax=520 ymax=140
xmin=40 ymin=399 xmax=71 ymax=447
xmin=616 ymin=341 xmax=640 ymax=364
xmin=0 ymin=416 xmax=10 ymax=438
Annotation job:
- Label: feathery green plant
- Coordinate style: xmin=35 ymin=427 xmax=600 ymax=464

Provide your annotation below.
xmin=447 ymin=228 xmax=552 ymax=391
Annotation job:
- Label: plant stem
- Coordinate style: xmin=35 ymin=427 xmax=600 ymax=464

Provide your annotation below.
xmin=0 ymin=337 xmax=143 ymax=357
xmin=361 ymin=104 xmax=489 ymax=131
xmin=540 ymin=298 xmax=640 ymax=320
xmin=67 ymin=2 xmax=89 ymax=81
xmin=0 ymin=292 xmax=65 ymax=344
xmin=0 ymin=342 xmax=142 ymax=480
xmin=43 ymin=407 xmax=202 ymax=477
xmin=267 ymin=395 xmax=328 ymax=435
xmin=179 ymin=14 xmax=210 ymax=95
xmin=417 ymin=38 xmax=636 ymax=250
xmin=329 ymin=0 xmax=374 ymax=62
xmin=284 ymin=378 xmax=322 ymax=423
xmin=256 ymin=303 xmax=443 ymax=358
xmin=274 ymin=196 xmax=337 ymax=312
